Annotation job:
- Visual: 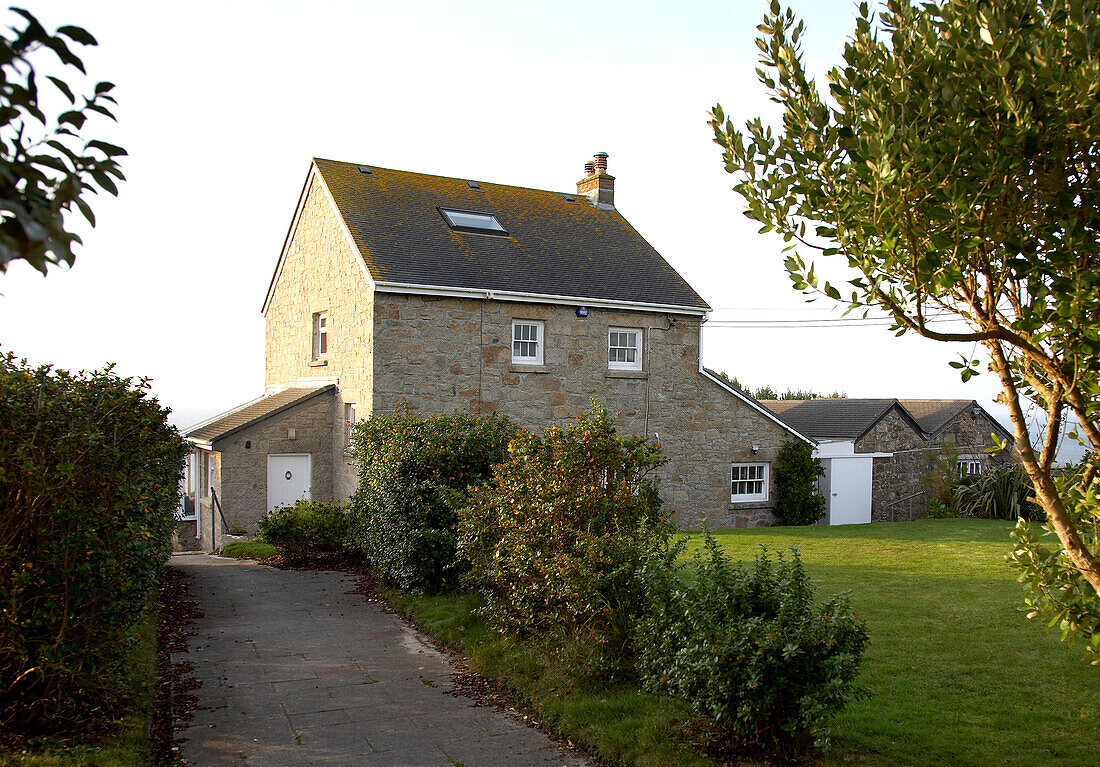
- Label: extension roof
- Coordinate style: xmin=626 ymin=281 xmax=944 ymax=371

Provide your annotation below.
xmin=760 ymin=398 xmax=1013 ymax=444
xmin=185 ymin=384 xmax=335 ymax=446
xmin=265 ymin=158 xmax=710 ymax=314
xmin=759 ymin=399 xmax=924 ymax=441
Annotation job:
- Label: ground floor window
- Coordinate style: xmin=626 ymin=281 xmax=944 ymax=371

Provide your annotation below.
xmin=731 ymin=463 xmax=768 ymax=502
xmin=957 ymin=457 xmax=984 ymax=476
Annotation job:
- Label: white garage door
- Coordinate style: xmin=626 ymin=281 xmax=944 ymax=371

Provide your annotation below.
xmin=267 ymin=453 xmax=312 ymax=513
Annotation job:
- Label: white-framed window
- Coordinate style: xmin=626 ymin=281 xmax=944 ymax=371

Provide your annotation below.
xmin=731 ymin=463 xmax=769 ymax=503
xmin=512 ymin=320 xmax=544 ymax=365
xmin=958 ymin=457 xmax=984 ymax=476
xmin=608 ymin=328 xmax=642 ymax=370
xmin=312 ymin=311 xmax=328 ymax=360
xmin=345 ymin=403 xmax=357 ymax=425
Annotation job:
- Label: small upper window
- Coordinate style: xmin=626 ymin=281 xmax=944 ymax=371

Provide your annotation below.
xmin=312 ymin=312 xmax=328 ymax=360
xmin=512 ymin=320 xmax=543 ymax=365
xmin=731 ymin=463 xmax=768 ymax=503
xmin=608 ymin=328 xmax=642 ymax=370
xmin=440 ymin=208 xmax=507 ymax=235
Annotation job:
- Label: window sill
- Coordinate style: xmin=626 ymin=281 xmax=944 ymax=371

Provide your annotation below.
xmin=606 ymin=369 xmax=647 ymax=380
xmin=309 ymin=359 xmax=329 ymax=367
xmin=510 ymin=364 xmax=548 ymax=373
xmin=729 ymin=499 xmax=770 ymax=508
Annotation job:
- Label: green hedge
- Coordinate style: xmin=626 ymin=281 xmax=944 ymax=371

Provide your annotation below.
xmin=348 ymin=407 xmax=516 ymax=592
xmin=258 ymin=499 xmax=351 ymax=561
xmin=0 ymin=353 xmax=187 ymax=733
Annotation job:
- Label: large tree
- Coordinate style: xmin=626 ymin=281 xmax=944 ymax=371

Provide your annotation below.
xmin=0 ymin=7 xmax=124 ymax=274
xmin=711 ymin=0 xmax=1099 ymax=659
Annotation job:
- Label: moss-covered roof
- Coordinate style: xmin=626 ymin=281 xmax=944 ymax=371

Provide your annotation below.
xmin=312 ymin=158 xmax=709 ymax=311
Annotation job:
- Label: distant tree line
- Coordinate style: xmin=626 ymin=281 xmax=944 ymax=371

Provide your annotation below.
xmin=716 ymin=371 xmax=846 ymax=401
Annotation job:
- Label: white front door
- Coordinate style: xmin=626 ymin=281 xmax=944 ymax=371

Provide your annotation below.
xmin=267 ymin=454 xmax=312 ymax=513
xmin=828 ymin=456 xmax=873 ymax=525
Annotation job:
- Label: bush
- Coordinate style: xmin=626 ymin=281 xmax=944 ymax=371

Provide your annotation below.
xmin=458 ymin=403 xmax=670 ymax=673
xmin=636 ymin=534 xmax=868 ymax=757
xmin=257 ymin=499 xmax=350 ymax=561
xmin=772 ymin=440 xmax=826 ymax=525
xmin=348 ymin=407 xmax=516 ymax=593
xmin=0 ymin=353 xmax=187 ymax=734
xmin=953 ymin=463 xmax=1043 ymax=521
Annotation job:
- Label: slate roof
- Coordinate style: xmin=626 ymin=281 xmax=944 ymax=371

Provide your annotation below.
xmin=185 ymin=385 xmax=335 ymax=444
xmin=759 ymin=399 xmax=920 ymax=441
xmin=899 ymin=400 xmax=975 ymax=435
xmin=759 ymin=397 xmax=1013 ymax=444
xmin=309 ymin=158 xmax=709 ymax=311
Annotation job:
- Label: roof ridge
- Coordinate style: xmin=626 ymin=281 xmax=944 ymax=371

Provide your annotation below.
xmin=313 ymin=157 xmax=578 ymax=199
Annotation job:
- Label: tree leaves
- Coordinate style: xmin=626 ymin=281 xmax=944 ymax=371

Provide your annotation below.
xmin=0 ymin=8 xmax=124 ymax=275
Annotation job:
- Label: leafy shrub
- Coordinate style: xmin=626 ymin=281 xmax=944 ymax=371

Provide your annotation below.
xmin=458 ymin=403 xmax=670 ymax=672
xmin=925 ymin=498 xmax=957 ymax=519
xmin=1009 ymin=459 xmax=1100 ymax=663
xmin=636 ymin=534 xmax=868 ymax=757
xmin=348 ymin=407 xmax=516 ymax=592
xmin=953 ymin=463 xmax=1043 ymax=521
xmin=772 ymin=440 xmax=826 ymax=525
xmin=0 ymin=353 xmax=187 ymax=733
xmin=922 ymin=442 xmax=962 ymax=515
xmin=257 ymin=499 xmax=350 ymax=561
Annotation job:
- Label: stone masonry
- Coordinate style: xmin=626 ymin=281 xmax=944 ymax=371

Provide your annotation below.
xmin=261 ymin=174 xmax=803 ymax=529
xmin=858 ymin=407 xmax=1011 ymax=521
xmin=203 ymin=392 xmax=335 ymax=552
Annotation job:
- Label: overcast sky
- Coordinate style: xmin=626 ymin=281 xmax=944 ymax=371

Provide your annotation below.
xmin=0 ymin=1 xmax=1080 ymax=458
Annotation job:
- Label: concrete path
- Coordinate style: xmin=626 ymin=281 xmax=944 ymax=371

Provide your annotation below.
xmin=170 ymin=554 xmax=586 ymax=767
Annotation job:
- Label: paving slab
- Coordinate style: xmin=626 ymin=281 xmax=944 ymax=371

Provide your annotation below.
xmin=171 ymin=554 xmax=587 ymax=766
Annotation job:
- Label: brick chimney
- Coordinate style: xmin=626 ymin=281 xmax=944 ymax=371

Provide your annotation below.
xmin=576 ymin=152 xmax=614 ymax=208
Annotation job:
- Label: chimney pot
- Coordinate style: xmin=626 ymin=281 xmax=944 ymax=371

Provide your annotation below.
xmin=576 ymin=151 xmax=615 ymax=208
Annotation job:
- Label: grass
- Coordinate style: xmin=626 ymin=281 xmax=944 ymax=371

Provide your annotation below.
xmin=0 ymin=614 xmax=157 ymax=767
xmin=703 ymin=520 xmax=1097 ymax=767
xmin=388 ymin=520 xmax=1098 ymax=766
xmin=219 ymin=539 xmax=278 ymax=559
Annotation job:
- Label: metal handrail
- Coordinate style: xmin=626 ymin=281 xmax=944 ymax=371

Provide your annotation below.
xmin=210 ymin=488 xmax=230 ymax=537
xmin=880 ymin=490 xmax=925 ymax=521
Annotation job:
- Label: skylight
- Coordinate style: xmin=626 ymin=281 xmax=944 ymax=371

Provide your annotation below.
xmin=439 ymin=208 xmax=507 ymax=235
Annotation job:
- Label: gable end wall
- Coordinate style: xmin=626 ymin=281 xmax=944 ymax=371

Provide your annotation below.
xmin=264 ymin=175 xmax=374 ymax=501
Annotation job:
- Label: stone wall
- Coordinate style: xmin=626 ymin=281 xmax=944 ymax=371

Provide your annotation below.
xmin=211 ymin=391 xmax=335 ymax=545
xmin=857 ymin=409 xmax=929 ymax=521
xmin=371 ymin=293 xmax=798 ymax=527
xmin=263 ymin=173 xmax=373 ymax=503
xmin=858 ymin=405 xmax=1013 ymax=521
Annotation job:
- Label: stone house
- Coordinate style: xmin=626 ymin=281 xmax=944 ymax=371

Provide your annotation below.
xmin=183 ymin=153 xmax=811 ymax=552
xmin=760 ymin=398 xmax=1015 ymax=521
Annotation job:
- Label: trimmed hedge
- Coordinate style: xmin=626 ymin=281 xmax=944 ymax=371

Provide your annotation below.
xmin=772 ymin=440 xmax=826 ymax=525
xmin=0 ymin=353 xmax=187 ymax=733
xmin=348 ymin=407 xmax=516 ymax=592
xmin=258 ymin=499 xmax=350 ymax=561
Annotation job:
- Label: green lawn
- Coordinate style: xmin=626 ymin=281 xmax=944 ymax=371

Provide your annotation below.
xmin=390 ymin=520 xmax=1097 ymax=766
xmin=219 ymin=539 xmax=278 ymax=559
xmin=704 ymin=520 xmax=1097 ymax=766
xmin=0 ymin=615 xmax=156 ymax=767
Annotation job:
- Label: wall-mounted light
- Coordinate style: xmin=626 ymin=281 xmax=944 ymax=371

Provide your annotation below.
xmin=245 ymin=440 xmax=251 ymax=449
xmin=751 ymin=444 xmax=759 ymax=454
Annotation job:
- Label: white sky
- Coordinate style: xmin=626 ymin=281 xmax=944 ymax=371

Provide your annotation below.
xmin=0 ymin=1 xmax=1079 ymax=458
